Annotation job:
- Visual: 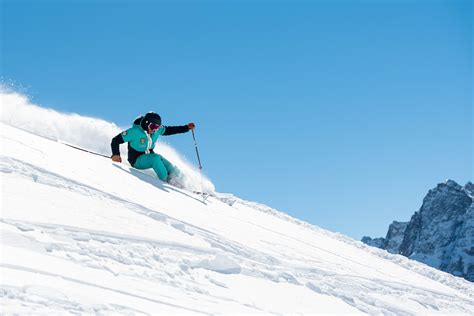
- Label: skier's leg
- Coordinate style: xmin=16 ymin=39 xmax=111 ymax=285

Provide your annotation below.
xmin=159 ymin=156 xmax=186 ymax=188
xmin=151 ymin=155 xmax=169 ymax=181
xmin=160 ymin=156 xmax=181 ymax=179
xmin=134 ymin=154 xmax=168 ymax=181
xmin=134 ymin=154 xmax=155 ymax=170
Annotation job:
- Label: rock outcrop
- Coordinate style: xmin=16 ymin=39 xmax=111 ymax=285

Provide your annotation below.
xmin=362 ymin=180 xmax=473 ymax=282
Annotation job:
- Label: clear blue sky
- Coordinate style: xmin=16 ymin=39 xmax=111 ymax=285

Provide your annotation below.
xmin=2 ymin=0 xmax=472 ymax=239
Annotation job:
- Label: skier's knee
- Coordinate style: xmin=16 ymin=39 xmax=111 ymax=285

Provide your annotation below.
xmin=155 ymin=168 xmax=168 ymax=181
xmin=152 ymin=159 xmax=168 ymax=181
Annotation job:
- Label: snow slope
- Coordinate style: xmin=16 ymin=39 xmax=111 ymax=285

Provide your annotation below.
xmin=1 ymin=104 xmax=474 ymax=314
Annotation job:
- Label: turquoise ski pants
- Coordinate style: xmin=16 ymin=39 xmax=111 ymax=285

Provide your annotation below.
xmin=134 ymin=153 xmax=179 ymax=181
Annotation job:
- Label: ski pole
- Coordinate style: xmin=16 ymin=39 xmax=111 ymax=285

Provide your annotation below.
xmin=192 ymin=129 xmax=203 ymax=170
xmin=191 ymin=129 xmax=205 ymax=200
xmin=61 ymin=142 xmax=110 ymax=158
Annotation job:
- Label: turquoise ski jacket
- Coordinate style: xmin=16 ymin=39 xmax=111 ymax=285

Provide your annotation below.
xmin=111 ymin=116 xmax=190 ymax=166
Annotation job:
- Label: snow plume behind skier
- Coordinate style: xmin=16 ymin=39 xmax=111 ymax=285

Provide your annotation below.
xmin=0 ymin=86 xmax=215 ymax=192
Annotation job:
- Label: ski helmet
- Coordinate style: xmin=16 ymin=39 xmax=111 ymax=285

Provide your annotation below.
xmin=142 ymin=112 xmax=161 ymax=129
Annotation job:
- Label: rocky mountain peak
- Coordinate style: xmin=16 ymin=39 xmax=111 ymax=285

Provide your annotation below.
xmin=362 ymin=180 xmax=473 ymax=282
xmin=464 ymin=182 xmax=474 ymax=197
xmin=445 ymin=179 xmax=463 ymax=190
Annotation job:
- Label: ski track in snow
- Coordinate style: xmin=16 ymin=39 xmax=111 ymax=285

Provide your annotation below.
xmin=1 ymin=122 xmax=474 ymax=314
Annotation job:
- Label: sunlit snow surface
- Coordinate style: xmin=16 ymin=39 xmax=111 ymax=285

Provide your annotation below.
xmin=1 ymin=92 xmax=473 ymax=314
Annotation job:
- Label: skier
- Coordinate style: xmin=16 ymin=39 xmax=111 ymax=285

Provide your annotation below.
xmin=111 ymin=112 xmax=195 ymax=185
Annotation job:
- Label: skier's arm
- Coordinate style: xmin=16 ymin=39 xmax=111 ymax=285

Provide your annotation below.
xmin=111 ymin=127 xmax=135 ymax=156
xmin=162 ymin=123 xmax=195 ymax=136
xmin=111 ymin=133 xmax=125 ymax=156
xmin=162 ymin=125 xmax=189 ymax=136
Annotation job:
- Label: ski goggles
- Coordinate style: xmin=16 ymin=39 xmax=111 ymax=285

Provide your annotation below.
xmin=148 ymin=123 xmax=161 ymax=131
